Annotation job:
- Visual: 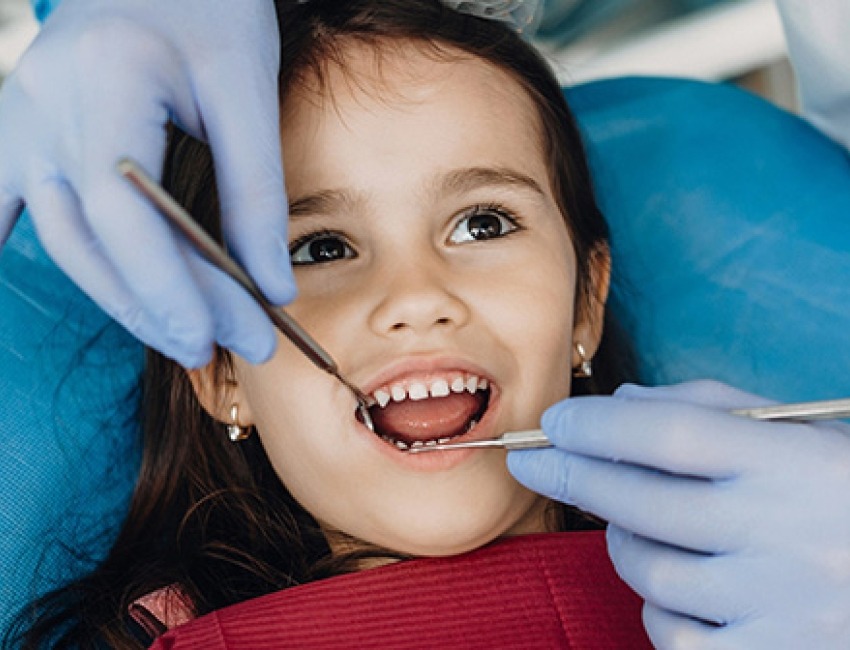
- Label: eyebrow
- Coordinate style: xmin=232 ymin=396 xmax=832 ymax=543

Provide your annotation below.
xmin=288 ymin=166 xmax=545 ymax=217
xmin=289 ymin=189 xmax=362 ymax=218
xmin=434 ymin=166 xmax=545 ymax=198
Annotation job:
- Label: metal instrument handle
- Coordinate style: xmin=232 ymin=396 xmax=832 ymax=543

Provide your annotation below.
xmin=117 ymin=158 xmax=374 ymax=428
xmin=412 ymin=398 xmax=850 ymax=453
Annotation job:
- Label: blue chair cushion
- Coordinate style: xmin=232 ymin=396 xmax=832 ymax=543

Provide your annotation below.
xmin=568 ymin=77 xmax=850 ymax=401
xmin=0 ymin=217 xmax=142 ymax=630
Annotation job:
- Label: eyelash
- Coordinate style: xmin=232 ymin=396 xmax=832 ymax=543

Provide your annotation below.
xmin=288 ymin=228 xmax=354 ymax=266
xmin=450 ymin=202 xmax=523 ymax=243
xmin=288 ymin=203 xmax=524 ymax=266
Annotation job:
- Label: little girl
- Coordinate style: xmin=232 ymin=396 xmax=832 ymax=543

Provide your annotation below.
xmin=10 ymin=0 xmax=638 ymax=647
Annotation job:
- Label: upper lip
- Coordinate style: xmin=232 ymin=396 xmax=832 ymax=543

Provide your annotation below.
xmin=359 ymin=355 xmax=498 ymax=396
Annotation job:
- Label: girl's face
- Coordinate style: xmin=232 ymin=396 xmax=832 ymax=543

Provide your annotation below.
xmin=196 ymin=43 xmax=606 ymax=557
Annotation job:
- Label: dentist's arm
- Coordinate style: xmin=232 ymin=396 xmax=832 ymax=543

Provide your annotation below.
xmin=775 ymin=0 xmax=850 ymax=152
xmin=509 ymin=381 xmax=850 ymax=649
xmin=0 ymin=0 xmax=294 ymax=367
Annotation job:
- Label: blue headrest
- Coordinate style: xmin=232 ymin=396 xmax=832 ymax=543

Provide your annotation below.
xmin=2 ymin=76 xmax=850 ymax=631
xmin=0 ymin=218 xmax=142 ymax=628
xmin=568 ymin=77 xmax=850 ymax=401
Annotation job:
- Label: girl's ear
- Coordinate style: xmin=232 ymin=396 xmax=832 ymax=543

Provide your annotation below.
xmin=186 ymin=356 xmax=255 ymax=427
xmin=572 ymin=242 xmax=611 ymax=363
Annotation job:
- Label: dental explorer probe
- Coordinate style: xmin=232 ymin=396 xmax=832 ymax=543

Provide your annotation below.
xmin=117 ymin=158 xmax=375 ymax=431
xmin=408 ymin=397 xmax=850 ymax=452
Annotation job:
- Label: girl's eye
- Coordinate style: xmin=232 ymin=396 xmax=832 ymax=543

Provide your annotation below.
xmin=448 ymin=206 xmax=520 ymax=244
xmin=290 ymin=231 xmax=356 ymax=266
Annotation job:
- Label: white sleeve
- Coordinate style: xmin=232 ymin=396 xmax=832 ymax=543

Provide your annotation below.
xmin=775 ymin=0 xmax=850 ymax=151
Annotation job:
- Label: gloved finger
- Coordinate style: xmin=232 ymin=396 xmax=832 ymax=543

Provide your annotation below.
xmin=607 ymin=525 xmax=746 ymax=625
xmin=541 ymin=395 xmax=770 ymax=478
xmin=196 ymin=44 xmax=296 ymax=309
xmin=0 ymin=86 xmax=25 ymax=248
xmin=507 ymin=447 xmax=572 ymax=506
xmin=181 ymin=247 xmax=277 ymax=363
xmin=70 ymin=16 xmax=203 ymax=144
xmin=72 ymin=62 xmax=219 ymax=367
xmin=614 ymin=381 xmax=774 ymax=412
xmin=0 ymin=186 xmax=23 ymax=248
xmin=642 ymin=602 xmax=734 ymax=650
xmin=77 ymin=161 xmax=217 ymax=366
xmin=617 ymin=381 xmax=846 ymax=434
xmin=23 ymin=176 xmax=194 ymax=361
xmin=509 ymin=449 xmax=740 ymax=553
xmin=60 ymin=19 xmax=222 ymax=362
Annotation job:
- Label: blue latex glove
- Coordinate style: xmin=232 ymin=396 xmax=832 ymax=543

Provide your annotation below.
xmin=509 ymin=381 xmax=850 ymax=649
xmin=0 ymin=0 xmax=295 ymax=367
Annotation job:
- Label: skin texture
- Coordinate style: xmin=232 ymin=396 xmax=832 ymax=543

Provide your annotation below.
xmin=193 ymin=42 xmax=607 ymax=558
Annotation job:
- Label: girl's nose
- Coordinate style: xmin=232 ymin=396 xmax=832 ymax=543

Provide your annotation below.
xmin=367 ymin=262 xmax=471 ymax=337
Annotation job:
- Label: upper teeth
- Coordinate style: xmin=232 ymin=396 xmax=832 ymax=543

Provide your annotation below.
xmin=372 ymin=374 xmax=489 ymax=409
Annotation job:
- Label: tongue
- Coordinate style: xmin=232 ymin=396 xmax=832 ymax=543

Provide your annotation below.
xmin=372 ymin=392 xmax=483 ymax=442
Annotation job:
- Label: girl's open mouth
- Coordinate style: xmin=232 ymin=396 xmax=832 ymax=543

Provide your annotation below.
xmin=362 ymin=373 xmax=493 ymax=451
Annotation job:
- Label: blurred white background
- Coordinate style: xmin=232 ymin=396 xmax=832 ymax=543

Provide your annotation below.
xmin=0 ymin=0 xmax=38 ymax=84
xmin=538 ymin=0 xmax=797 ymax=110
xmin=0 ymin=0 xmax=797 ymax=107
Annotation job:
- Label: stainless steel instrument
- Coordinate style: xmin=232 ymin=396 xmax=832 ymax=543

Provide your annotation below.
xmin=408 ymin=398 xmax=850 ymax=452
xmin=117 ymin=157 xmax=375 ymax=430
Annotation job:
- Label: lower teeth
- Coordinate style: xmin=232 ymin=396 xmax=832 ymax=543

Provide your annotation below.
xmin=379 ymin=419 xmax=478 ymax=451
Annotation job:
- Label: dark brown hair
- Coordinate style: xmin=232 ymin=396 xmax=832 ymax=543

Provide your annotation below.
xmin=7 ymin=1 xmax=633 ymax=648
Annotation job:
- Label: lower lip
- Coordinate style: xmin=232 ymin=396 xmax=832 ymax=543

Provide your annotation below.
xmin=357 ymin=392 xmax=501 ymax=470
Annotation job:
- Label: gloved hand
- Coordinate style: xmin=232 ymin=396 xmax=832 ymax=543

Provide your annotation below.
xmin=508 ymin=380 xmax=850 ymax=649
xmin=0 ymin=0 xmax=295 ymax=367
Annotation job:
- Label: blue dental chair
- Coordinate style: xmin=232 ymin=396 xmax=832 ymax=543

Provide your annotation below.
xmin=2 ymin=75 xmax=850 ymax=635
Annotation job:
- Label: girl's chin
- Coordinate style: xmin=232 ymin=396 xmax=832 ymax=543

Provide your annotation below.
xmin=375 ymin=536 xmax=498 ymax=559
xmin=351 ymin=509 xmax=547 ymax=559
xmin=322 ymin=523 xmax=501 ymax=563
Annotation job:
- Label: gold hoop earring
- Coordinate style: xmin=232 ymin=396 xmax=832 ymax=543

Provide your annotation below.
xmin=226 ymin=403 xmax=252 ymax=442
xmin=573 ymin=342 xmax=593 ymax=378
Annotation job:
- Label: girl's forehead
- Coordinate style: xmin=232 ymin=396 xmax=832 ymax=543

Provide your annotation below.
xmin=281 ymin=39 xmax=541 ymax=134
xmin=279 ymin=39 xmax=552 ymax=203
